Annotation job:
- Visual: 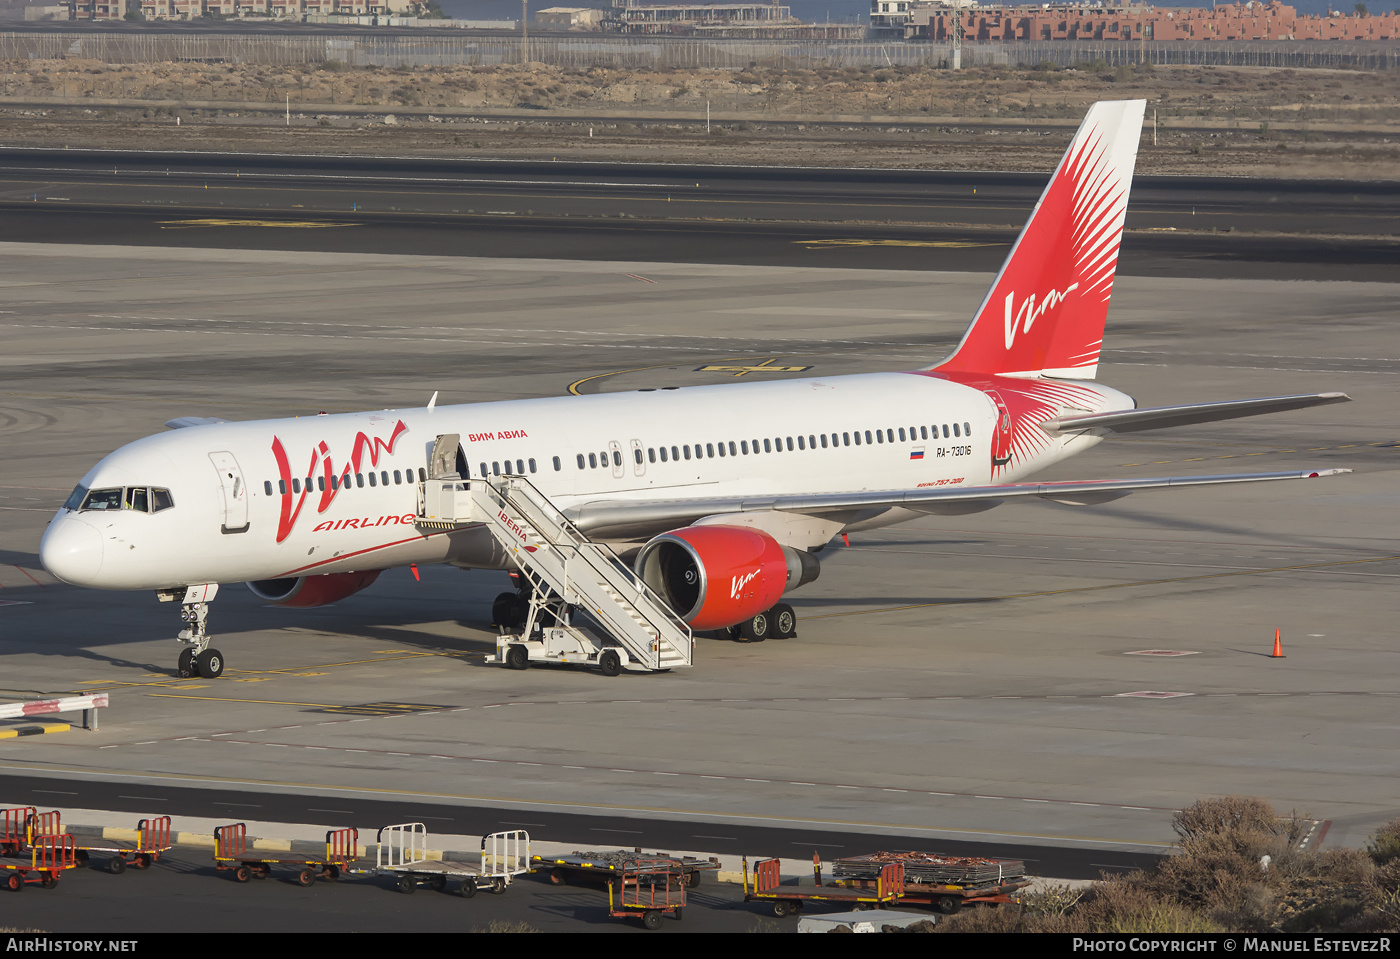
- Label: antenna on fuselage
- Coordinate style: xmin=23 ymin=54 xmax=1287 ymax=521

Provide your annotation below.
xmin=427 ymin=390 xmax=439 ymax=413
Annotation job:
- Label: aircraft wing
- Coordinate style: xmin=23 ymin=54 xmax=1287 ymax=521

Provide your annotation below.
xmin=1041 ymin=393 xmax=1350 ymax=434
xmin=568 ymin=468 xmax=1350 ymax=540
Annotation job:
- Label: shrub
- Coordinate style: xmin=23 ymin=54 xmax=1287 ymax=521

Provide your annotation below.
xmin=1367 ymin=820 xmax=1400 ymax=864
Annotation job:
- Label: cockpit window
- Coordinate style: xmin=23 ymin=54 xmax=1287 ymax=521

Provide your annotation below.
xmin=81 ymin=488 xmax=123 ymax=511
xmin=63 ymin=485 xmax=88 ymax=511
xmin=76 ymin=487 xmax=173 ymax=513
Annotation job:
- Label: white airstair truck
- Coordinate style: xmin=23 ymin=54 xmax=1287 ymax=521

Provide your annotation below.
xmin=417 ymin=434 xmax=694 ymax=676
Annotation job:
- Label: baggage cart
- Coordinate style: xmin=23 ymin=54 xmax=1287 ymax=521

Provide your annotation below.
xmin=0 ymin=807 xmax=36 ymax=857
xmin=744 ymin=855 xmax=905 ymax=917
xmin=214 ymin=823 xmax=360 ymax=886
xmin=607 ymin=858 xmax=686 ymax=930
xmin=829 ymin=850 xmax=1031 ymax=914
xmin=1 ymin=807 xmax=60 ymax=857
xmin=74 ymin=816 xmax=173 ymax=874
xmin=533 ymin=849 xmax=720 ymax=888
xmin=2 ymin=835 xmax=78 ymax=891
xmin=363 ymin=824 xmax=529 ymax=897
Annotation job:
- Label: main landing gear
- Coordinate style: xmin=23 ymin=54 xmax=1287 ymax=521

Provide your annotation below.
xmin=160 ymin=584 xmax=226 ymax=679
xmin=727 ymin=603 xmax=797 ymax=643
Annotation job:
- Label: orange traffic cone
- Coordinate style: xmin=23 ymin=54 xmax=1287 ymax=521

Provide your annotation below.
xmin=1270 ymin=628 xmax=1285 ymax=659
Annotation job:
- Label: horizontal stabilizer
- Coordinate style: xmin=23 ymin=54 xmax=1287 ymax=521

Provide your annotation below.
xmin=165 ymin=416 xmax=230 ymax=430
xmin=1041 ymin=393 xmax=1351 ymax=434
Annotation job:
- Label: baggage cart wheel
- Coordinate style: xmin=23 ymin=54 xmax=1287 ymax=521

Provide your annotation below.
xmin=459 ymin=879 xmax=477 ymax=899
xmin=234 ymin=865 xmax=252 ymax=883
xmin=642 ymin=910 xmax=663 ymax=930
xmin=195 ymin=648 xmax=225 ymax=679
xmin=134 ymin=853 xmax=153 ymax=870
xmin=325 ymin=865 xmax=340 ymax=882
xmin=256 ymin=863 xmax=272 ymax=879
xmin=686 ymin=869 xmax=702 ymax=888
xmin=398 ymin=873 xmax=416 ymax=894
xmin=296 ymin=869 xmax=315 ymax=887
xmin=75 ymin=849 xmax=89 ymax=868
xmin=177 ymin=648 xmax=197 ymax=679
xmin=430 ymin=875 xmax=448 ymax=892
xmin=108 ymin=856 xmax=127 ymax=875
xmin=938 ymin=896 xmax=961 ymax=915
xmin=5 ymin=873 xmax=20 ymax=891
xmin=548 ymin=867 xmax=566 ymax=885
xmin=490 ymin=877 xmax=507 ymax=895
xmin=505 ymin=644 xmax=529 ymax=670
xmin=598 ymin=649 xmax=621 ymax=677
xmin=772 ymin=900 xmax=796 ymax=918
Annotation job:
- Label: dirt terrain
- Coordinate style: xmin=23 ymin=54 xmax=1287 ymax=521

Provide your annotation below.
xmin=2 ymin=59 xmax=1399 ymax=176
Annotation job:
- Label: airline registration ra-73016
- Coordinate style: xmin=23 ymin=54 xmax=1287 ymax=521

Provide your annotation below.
xmin=39 ymin=99 xmax=1351 ymax=679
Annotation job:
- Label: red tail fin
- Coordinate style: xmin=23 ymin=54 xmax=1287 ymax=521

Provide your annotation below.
xmin=932 ymin=99 xmax=1145 ymax=380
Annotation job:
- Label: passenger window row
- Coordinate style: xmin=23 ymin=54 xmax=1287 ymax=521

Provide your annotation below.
xmin=481 ymin=459 xmax=539 ymax=478
xmin=254 ymin=417 xmax=979 ymax=494
xmin=264 ymin=467 xmax=428 ymax=497
xmin=569 ymin=421 xmax=973 ymax=469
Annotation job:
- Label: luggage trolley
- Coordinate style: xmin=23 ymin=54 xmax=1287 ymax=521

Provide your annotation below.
xmin=214 ymin=823 xmax=360 ymax=886
xmin=368 ymin=824 xmax=530 ymax=897
xmin=743 ymin=856 xmax=905 ymax=917
xmin=534 ymin=849 xmax=720 ymax=889
xmin=607 ymin=857 xmax=687 ymax=930
xmin=74 ymin=816 xmax=173 ymax=874
xmin=2 ymin=835 xmax=78 ymax=891
xmin=0 ymin=807 xmax=36 ymax=857
xmin=829 ymin=850 xmax=1032 ymax=914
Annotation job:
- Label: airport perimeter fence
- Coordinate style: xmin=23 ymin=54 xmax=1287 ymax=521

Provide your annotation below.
xmin=0 ymin=32 xmax=1396 ymax=71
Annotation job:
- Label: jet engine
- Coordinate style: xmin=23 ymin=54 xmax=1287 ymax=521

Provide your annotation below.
xmin=635 ymin=525 xmax=819 ymax=631
xmin=246 ymin=570 xmax=382 ymax=608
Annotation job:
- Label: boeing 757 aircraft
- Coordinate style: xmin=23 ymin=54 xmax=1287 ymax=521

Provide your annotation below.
xmin=39 ymin=99 xmax=1349 ymax=678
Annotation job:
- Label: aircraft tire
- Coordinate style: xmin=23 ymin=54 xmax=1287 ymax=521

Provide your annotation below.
xmin=195 ymin=648 xmax=225 ymax=679
xmin=177 ymin=648 xmax=197 ymax=678
xmin=738 ymin=612 xmax=769 ymax=643
xmin=771 ymin=604 xmax=796 ymax=639
xmin=492 ymin=592 xmax=519 ymax=628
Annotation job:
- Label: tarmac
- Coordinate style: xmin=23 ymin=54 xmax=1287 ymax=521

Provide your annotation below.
xmin=0 ymin=240 xmax=1396 ymax=879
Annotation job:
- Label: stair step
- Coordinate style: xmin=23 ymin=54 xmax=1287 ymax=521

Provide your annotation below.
xmin=471 ymin=481 xmax=692 ymax=670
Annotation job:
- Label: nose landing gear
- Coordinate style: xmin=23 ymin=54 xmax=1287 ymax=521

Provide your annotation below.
xmin=160 ymin=584 xmax=226 ymax=679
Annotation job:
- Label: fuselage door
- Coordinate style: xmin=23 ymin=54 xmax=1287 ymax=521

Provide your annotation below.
xmin=986 ymin=390 xmax=1014 ymax=472
xmin=209 ymin=450 xmax=249 ymax=534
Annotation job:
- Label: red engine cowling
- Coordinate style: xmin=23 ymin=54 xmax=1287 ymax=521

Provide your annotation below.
xmin=246 ymin=570 xmax=382 ymax=608
xmin=635 ymin=525 xmax=815 ymax=631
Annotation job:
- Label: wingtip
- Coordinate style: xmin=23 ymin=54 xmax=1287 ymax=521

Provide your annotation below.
xmin=1308 ymin=468 xmax=1353 ymax=478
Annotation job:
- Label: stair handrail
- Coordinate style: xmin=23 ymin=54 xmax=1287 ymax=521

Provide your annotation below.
xmin=483 ymin=476 xmax=693 ymax=659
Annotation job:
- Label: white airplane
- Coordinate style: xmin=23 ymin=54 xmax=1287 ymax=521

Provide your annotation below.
xmin=39 ymin=99 xmax=1349 ymax=679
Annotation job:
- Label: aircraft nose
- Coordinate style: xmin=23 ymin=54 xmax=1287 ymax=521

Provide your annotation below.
xmin=40 ymin=514 xmax=104 ymax=586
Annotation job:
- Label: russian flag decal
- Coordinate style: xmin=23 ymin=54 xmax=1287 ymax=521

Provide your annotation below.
xmin=910 ymin=449 xmax=925 ymax=460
